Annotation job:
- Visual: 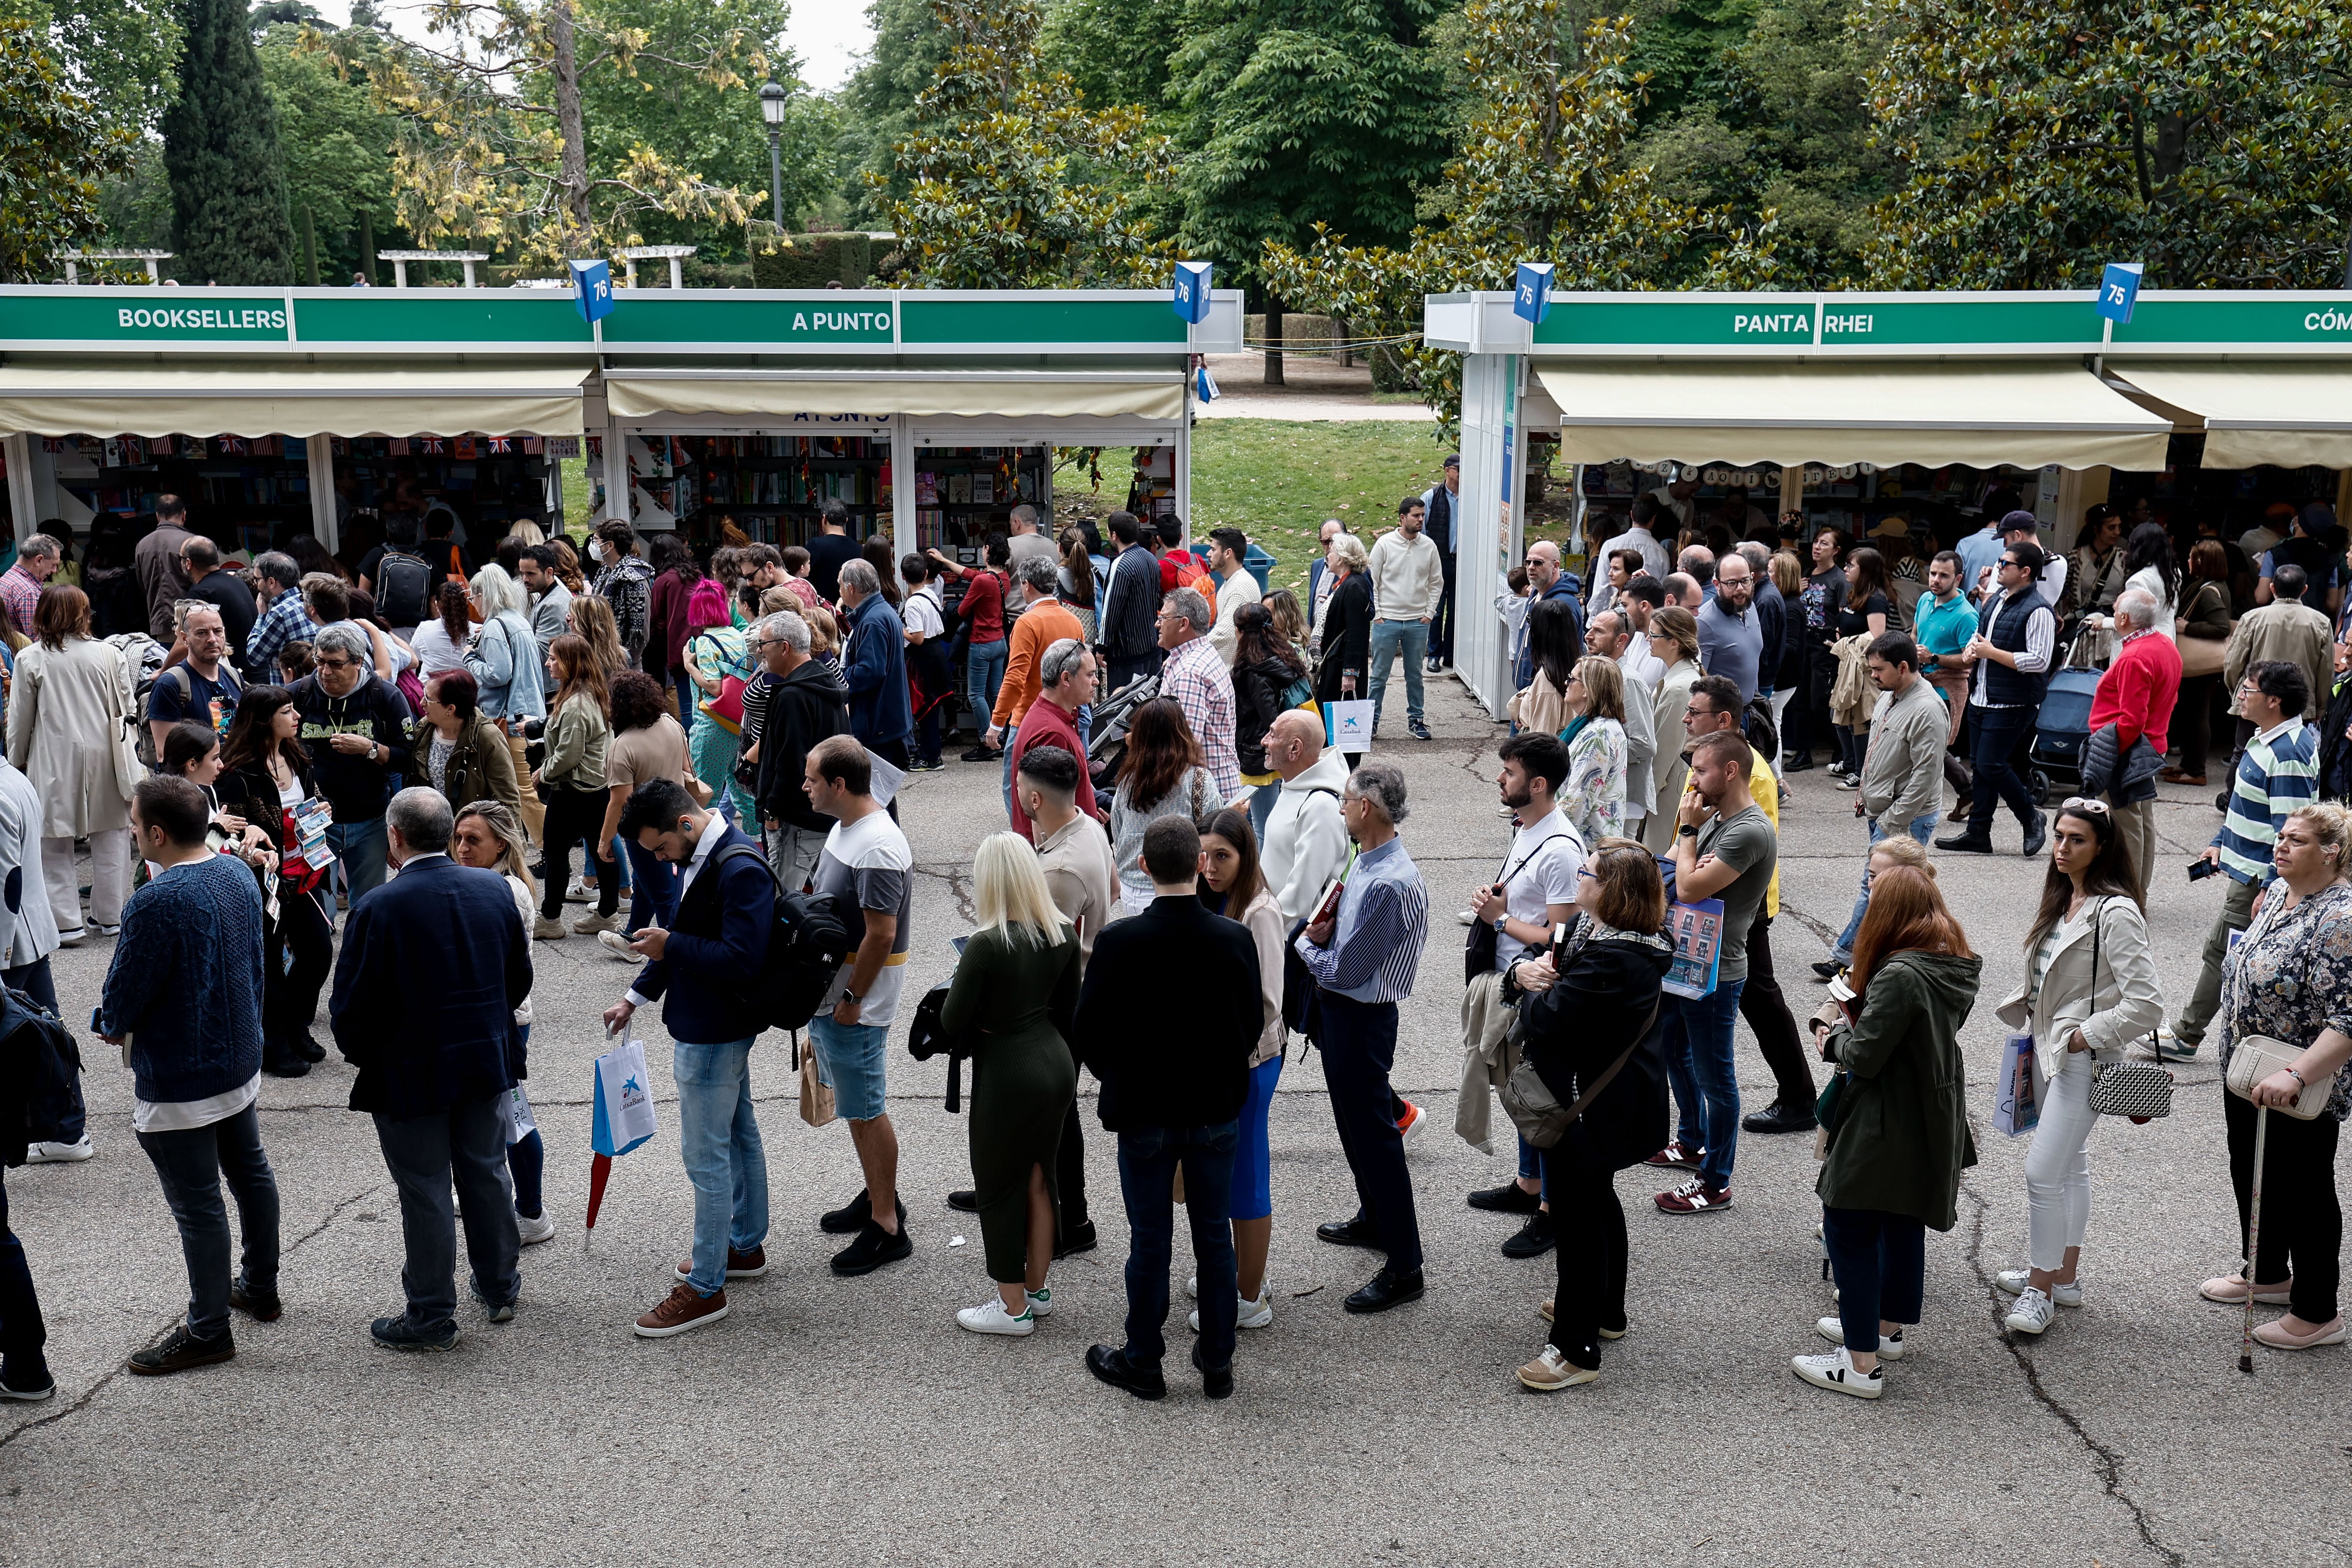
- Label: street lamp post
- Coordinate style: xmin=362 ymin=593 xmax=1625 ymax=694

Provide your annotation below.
xmin=759 ymin=81 xmax=788 ymax=229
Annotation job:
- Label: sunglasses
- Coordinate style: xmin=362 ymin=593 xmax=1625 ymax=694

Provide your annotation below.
xmin=2059 ymin=796 xmax=2111 ymax=816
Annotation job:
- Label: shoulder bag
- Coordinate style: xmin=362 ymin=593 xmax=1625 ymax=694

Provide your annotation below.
xmin=1496 ymin=927 xmax=1662 ymax=1149
xmin=1464 ymin=831 xmax=1576 ymax=984
xmin=2177 ymin=583 xmax=2231 ymax=679
xmin=2081 ymin=897 xmax=2174 ymax=1121
xmin=2225 ymin=1034 xmax=2333 ymax=1120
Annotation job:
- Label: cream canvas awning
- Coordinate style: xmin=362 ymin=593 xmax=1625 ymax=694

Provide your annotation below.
xmin=1534 ymin=360 xmax=2174 ymax=470
xmin=2106 ymin=361 xmax=2352 ymax=470
xmin=0 ymin=364 xmax=588 ymax=438
xmin=605 ymin=372 xmax=1184 ymax=423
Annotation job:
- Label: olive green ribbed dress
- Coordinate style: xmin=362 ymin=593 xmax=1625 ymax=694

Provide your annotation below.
xmin=938 ymin=923 xmax=1082 ymax=1283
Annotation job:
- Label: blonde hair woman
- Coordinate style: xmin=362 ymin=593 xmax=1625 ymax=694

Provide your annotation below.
xmin=451 ymin=799 xmax=556 ymax=1245
xmin=1559 ymin=654 xmax=1629 ymax=843
xmin=938 ymin=831 xmax=1082 ymax=1337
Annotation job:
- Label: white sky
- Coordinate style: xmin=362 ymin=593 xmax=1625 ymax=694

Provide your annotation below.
xmin=306 ymin=1 xmax=874 ymax=93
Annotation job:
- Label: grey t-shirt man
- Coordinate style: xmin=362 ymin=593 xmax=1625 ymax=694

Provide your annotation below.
xmin=1695 ymin=803 xmax=1776 ymax=982
xmin=1695 ymin=597 xmax=1764 ymax=706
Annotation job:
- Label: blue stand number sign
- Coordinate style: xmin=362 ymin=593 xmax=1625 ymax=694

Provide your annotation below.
xmin=1171 ymin=261 xmax=1213 ymax=325
xmin=571 ymin=259 xmax=616 ymax=325
xmin=2096 ymin=262 xmax=2142 ymax=326
xmin=1513 ymin=262 xmax=1555 ymax=326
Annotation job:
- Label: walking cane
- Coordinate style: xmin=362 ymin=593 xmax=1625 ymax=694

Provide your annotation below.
xmin=2240 ymin=1103 xmax=2270 ymax=1375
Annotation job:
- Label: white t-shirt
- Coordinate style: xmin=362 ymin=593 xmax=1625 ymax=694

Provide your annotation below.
xmin=904 ymin=582 xmax=946 ymax=641
xmin=409 ymin=619 xmax=471 ymax=677
xmin=1494 ymin=807 xmax=1585 ymax=967
xmin=814 ymin=809 xmax=915 ymax=1028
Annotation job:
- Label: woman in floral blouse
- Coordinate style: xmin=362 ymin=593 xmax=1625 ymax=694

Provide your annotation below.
xmin=2206 ymin=802 xmax=2352 ymax=1351
xmin=1557 ymin=656 xmax=1629 ymax=844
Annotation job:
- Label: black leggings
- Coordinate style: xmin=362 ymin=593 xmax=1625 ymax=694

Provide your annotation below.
xmin=540 ymin=786 xmax=619 ymax=920
xmin=2225 ymin=1090 xmax=2342 ymax=1324
xmin=265 ymin=885 xmax=334 ymax=1048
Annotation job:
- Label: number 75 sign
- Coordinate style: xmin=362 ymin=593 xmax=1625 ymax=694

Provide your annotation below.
xmin=2095 ymin=262 xmax=2142 ymax=326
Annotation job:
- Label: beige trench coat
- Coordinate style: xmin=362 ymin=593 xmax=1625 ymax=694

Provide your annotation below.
xmin=7 ymin=635 xmax=133 ymax=836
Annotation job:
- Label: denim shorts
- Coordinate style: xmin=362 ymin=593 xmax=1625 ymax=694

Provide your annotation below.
xmin=1229 ymin=1055 xmax=1283 ymax=1222
xmin=808 ymin=1017 xmax=890 ymax=1122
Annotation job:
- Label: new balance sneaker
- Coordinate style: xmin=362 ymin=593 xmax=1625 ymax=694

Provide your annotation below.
xmin=1815 ymin=1316 xmax=1906 ymax=1361
xmin=1792 ymin=1346 xmax=1883 ymax=1399
xmin=2154 ymin=1029 xmax=2199 ymax=1062
xmin=1395 ymin=1098 xmax=1426 ymax=1145
xmin=1516 ymin=1345 xmax=1599 ymax=1392
xmin=1653 ymin=1177 xmax=1732 ymax=1214
xmin=1643 ymin=1139 xmax=1702 ymax=1170
xmin=516 ymin=1208 xmax=557 ymax=1246
xmin=2003 ymin=1287 xmax=2056 ymax=1335
xmin=634 ymin=1283 xmax=728 ymax=1338
xmin=955 ymin=1298 xmax=1035 ymax=1337
xmin=1994 ymin=1269 xmax=2081 ymax=1307
xmin=25 ymin=1137 xmax=93 ymax=1163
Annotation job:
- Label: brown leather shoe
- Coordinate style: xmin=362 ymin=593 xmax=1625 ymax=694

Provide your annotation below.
xmin=2160 ymin=768 xmax=2207 ymax=786
xmin=673 ymin=1245 xmax=768 ymax=1283
xmin=634 ymin=1282 xmax=729 ymax=1338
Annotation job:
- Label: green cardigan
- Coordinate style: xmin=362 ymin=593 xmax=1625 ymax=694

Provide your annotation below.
xmin=1817 ymin=950 xmax=1982 ymax=1232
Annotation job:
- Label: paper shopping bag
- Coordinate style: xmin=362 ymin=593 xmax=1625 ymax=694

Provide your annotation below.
xmin=591 ymin=1038 xmax=658 ymax=1156
xmin=1993 ymin=1032 xmax=2039 ymax=1138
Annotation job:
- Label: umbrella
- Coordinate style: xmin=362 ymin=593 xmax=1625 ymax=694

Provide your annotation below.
xmin=585 ymin=1029 xmax=658 ymax=1253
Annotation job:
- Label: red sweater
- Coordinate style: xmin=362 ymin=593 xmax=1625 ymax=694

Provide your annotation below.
xmin=2088 ymin=629 xmax=2183 ymax=754
xmin=1007 ymin=695 xmax=1097 ymax=840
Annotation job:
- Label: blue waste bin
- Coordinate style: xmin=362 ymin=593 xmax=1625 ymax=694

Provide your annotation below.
xmin=1191 ymin=542 xmax=1276 ymax=595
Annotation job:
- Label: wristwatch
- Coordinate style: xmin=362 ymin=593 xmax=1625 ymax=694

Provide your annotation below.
xmin=840 ymin=990 xmax=862 ymax=1008
xmin=1493 ymin=914 xmax=1509 ymax=934
xmin=1678 ymin=823 xmax=1700 ymax=838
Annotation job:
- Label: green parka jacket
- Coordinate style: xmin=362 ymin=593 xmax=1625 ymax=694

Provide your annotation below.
xmin=1817 ymin=950 xmax=1982 ymax=1232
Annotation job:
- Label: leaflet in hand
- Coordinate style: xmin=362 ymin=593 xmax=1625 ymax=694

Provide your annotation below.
xmin=291 ymin=798 xmax=337 ymax=869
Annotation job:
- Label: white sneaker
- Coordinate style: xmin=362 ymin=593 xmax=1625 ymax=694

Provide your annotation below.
xmin=955 ymin=1297 xmax=1035 ymax=1336
xmin=515 ymin=1209 xmax=557 ymax=1246
xmin=1189 ymin=1288 xmax=1274 ymax=1334
xmin=1027 ymin=1285 xmax=1052 ymax=1319
xmin=597 ymin=929 xmax=638 ymax=960
xmin=1994 ymin=1269 xmax=2082 ymax=1307
xmin=1792 ymin=1346 xmax=1883 ymax=1399
xmin=1185 ymin=1274 xmax=1197 ymax=1300
xmin=91 ymin=922 xmax=121 ymax=938
xmin=2004 ymin=1287 xmax=2057 ymax=1335
xmin=1815 ymin=1315 xmax=1906 ymax=1361
xmin=25 ymin=1137 xmax=93 ymax=1163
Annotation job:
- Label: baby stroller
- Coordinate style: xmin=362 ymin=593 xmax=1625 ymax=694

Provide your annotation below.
xmin=1085 ymin=669 xmax=1161 ymax=790
xmin=2026 ymin=632 xmax=2105 ymax=805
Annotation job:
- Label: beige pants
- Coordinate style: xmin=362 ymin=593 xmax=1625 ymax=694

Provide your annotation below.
xmin=2111 ymin=796 xmax=2156 ymax=905
xmin=46 ymin=828 xmax=133 ymax=933
xmin=509 ymin=731 xmax=545 ymax=844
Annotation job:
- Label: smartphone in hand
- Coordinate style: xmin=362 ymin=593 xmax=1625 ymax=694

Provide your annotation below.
xmin=2188 ymin=859 xmax=2219 ymax=881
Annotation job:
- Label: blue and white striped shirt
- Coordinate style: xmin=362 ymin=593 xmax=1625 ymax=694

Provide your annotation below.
xmin=1295 ymin=837 xmax=1428 ymax=1004
xmin=2214 ymin=718 xmax=2318 ymax=886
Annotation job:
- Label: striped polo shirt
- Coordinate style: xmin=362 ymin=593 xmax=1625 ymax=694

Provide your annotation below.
xmin=2214 ymin=718 xmax=2318 ymax=886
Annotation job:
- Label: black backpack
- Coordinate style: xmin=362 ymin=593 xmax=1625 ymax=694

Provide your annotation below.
xmin=0 ymin=986 xmax=84 ymax=1168
xmin=375 ymin=551 xmax=434 ymax=626
xmin=713 ymin=844 xmax=858 ymax=1032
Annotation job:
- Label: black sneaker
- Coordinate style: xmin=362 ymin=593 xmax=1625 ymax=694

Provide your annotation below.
xmin=819 ymin=1189 xmax=873 ymax=1234
xmin=946 ymin=1189 xmax=978 ymax=1214
xmin=468 ymin=1276 xmax=517 ymax=1324
xmin=1809 ymin=960 xmax=1843 ymax=982
xmin=0 ymin=1359 xmax=56 ymax=1401
xmin=1408 ymin=719 xmax=1431 ymax=741
xmin=830 ymin=1216 xmax=914 ymax=1276
xmin=1053 ymin=1218 xmax=1098 ymax=1259
xmin=1466 ymin=1181 xmax=1543 ymax=1215
xmin=1500 ymin=1211 xmax=1556 ymax=1259
xmin=127 ymin=1322 xmax=236 ymax=1375
xmin=960 ymin=745 xmax=1002 ymax=764
xmin=229 ymin=1281 xmax=282 ymax=1322
xmin=371 ymin=1316 xmax=460 ymax=1353
xmin=1743 ymin=1099 xmax=1819 ymax=1135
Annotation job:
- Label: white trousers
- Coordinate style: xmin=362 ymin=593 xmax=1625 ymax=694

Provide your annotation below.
xmin=2023 ymin=1049 xmax=2098 ymax=1271
xmin=45 ymin=828 xmax=133 ymax=933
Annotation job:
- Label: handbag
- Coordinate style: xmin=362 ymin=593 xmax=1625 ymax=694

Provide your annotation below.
xmin=2176 ymin=585 xmax=2231 ymax=679
xmin=792 ymin=1027 xmax=836 ymax=1127
xmin=2078 ymin=897 xmax=2174 ymax=1120
xmin=1463 ymin=831 xmax=1574 ymax=984
xmin=1496 ymin=974 xmax=1662 ymax=1150
xmin=2224 ymin=1034 xmax=2333 ymax=1121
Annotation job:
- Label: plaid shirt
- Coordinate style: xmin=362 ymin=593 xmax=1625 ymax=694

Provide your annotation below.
xmin=245 ymin=586 xmax=320 ymax=679
xmin=1160 ymin=634 xmax=1239 ymax=799
xmin=0 ymin=564 xmax=40 ymax=638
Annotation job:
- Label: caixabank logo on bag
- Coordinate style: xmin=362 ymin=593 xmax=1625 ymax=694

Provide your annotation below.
xmin=116 ymin=305 xmax=289 ymax=334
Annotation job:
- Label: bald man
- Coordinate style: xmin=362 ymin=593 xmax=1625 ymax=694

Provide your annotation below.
xmin=1515 ymin=540 xmax=1584 ymax=692
xmin=1261 ymin=709 xmax=1351 ymax=923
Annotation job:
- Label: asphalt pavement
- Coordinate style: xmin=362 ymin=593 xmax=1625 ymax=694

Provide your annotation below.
xmin=0 ymin=671 xmax=2335 ymax=1567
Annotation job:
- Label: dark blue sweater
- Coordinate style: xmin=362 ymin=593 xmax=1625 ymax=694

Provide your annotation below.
xmin=101 ymin=854 xmax=267 ymax=1104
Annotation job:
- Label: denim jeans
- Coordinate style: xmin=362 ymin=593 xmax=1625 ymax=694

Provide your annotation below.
xmin=624 ymin=837 xmax=678 ymax=934
xmin=326 ymin=814 xmax=389 ymax=910
xmin=1247 ymin=780 xmax=1280 ymax=844
xmin=674 ymin=1036 xmax=769 ymax=1296
xmin=1661 ymin=977 xmax=1747 ymax=1191
xmin=373 ymin=1092 xmax=520 ymax=1330
xmin=1832 ymin=814 xmax=1940 ymax=961
xmin=0 ymin=1172 xmax=46 ymax=1388
xmin=135 ymin=1102 xmax=280 ymax=1341
xmin=1116 ymin=1121 xmax=1240 ymax=1371
xmin=1367 ymin=619 xmax=1430 ymax=726
xmin=1000 ymin=716 xmax=1018 ymax=822
xmin=968 ymin=639 xmax=1008 ymax=732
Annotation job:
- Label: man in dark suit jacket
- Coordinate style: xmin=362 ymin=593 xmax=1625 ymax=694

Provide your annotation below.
xmin=1072 ymin=815 xmax=1261 ymax=1402
xmin=330 ymin=787 xmax=531 ymax=1352
xmin=606 ymin=778 xmax=776 ymax=1340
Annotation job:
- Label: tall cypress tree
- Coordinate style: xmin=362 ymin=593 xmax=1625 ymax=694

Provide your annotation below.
xmin=161 ymin=0 xmax=297 ymax=284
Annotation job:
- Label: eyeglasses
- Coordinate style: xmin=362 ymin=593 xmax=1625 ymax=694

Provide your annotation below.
xmin=2059 ymin=796 xmax=2111 ymax=815
xmin=1576 ymin=866 xmax=1596 ymax=880
xmin=316 ymin=658 xmax=354 ymax=671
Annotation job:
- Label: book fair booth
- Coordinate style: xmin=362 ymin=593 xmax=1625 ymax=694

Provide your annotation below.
xmin=0 ymin=287 xmax=1241 ymax=579
xmin=1426 ymin=289 xmax=2352 ymax=718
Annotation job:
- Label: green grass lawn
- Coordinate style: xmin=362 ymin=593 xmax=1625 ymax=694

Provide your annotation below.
xmin=1189 ymin=420 xmax=1450 ymax=592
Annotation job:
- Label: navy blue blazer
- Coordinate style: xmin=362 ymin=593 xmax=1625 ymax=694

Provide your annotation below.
xmin=330 ymin=854 xmax=531 ymax=1120
xmin=631 ymin=821 xmax=775 ymax=1045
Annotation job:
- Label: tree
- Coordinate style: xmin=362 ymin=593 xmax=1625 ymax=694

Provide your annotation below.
xmin=19 ymin=0 xmax=183 ymax=134
xmin=834 ymin=0 xmax=954 ymax=228
xmin=1040 ymin=0 xmax=1179 ymax=117
xmin=1860 ymin=0 xmax=2352 ymax=289
xmin=164 ymin=0 xmax=300 ymax=283
xmin=255 ymin=23 xmax=397 ymax=282
xmin=336 ymin=0 xmax=771 ymax=267
xmin=0 ymin=21 xmax=138 ymax=282
xmin=1168 ymin=0 xmax=1455 ymax=382
xmin=1264 ymin=3 xmax=1775 ymax=436
xmin=877 ymin=0 xmax=1176 ymax=288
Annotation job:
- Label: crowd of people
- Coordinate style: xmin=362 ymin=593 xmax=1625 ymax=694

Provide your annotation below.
xmin=1 ymin=476 xmax=2349 ymax=1410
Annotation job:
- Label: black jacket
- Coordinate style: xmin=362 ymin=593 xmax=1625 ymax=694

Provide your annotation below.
xmin=753 ymin=659 xmax=851 ymax=830
xmin=1074 ymin=894 xmax=1260 ymax=1132
xmin=1314 ymin=573 xmax=1374 ymax=705
xmin=1233 ymin=652 xmax=1304 ymax=777
xmin=1518 ymin=919 xmax=1674 ymax=1174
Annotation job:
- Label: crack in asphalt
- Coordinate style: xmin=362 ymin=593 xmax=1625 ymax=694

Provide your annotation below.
xmin=1957 ymin=1161 xmax=2185 ymax=1568
xmin=911 ymin=863 xmax=976 ymax=926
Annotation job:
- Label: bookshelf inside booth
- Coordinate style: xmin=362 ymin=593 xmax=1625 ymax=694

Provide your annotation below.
xmin=912 ymin=446 xmax=1052 ymax=565
xmin=41 ymin=433 xmax=313 ymax=557
xmin=625 ymin=431 xmax=892 ymax=550
xmin=331 ymin=434 xmax=563 ymax=560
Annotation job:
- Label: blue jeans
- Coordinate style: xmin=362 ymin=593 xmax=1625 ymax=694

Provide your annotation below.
xmin=1116 ymin=1121 xmax=1240 ymax=1371
xmin=1247 ymin=780 xmax=1280 ymax=844
xmin=1000 ymin=716 xmax=1018 ymax=822
xmin=1833 ymin=814 xmax=1940 ymax=961
xmin=624 ymin=837 xmax=678 ymax=934
xmin=327 ymin=815 xmax=389 ymax=910
xmin=1367 ymin=620 xmax=1429 ymax=726
xmin=373 ymin=1092 xmax=518 ymax=1328
xmin=1517 ymin=1132 xmax=1552 ymax=1203
xmin=675 ymin=1035 xmax=769 ymax=1296
xmin=1661 ymin=978 xmax=1747 ymax=1192
xmin=135 ymin=1102 xmax=279 ymax=1340
xmin=968 ymin=639 xmax=1008 ymax=733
